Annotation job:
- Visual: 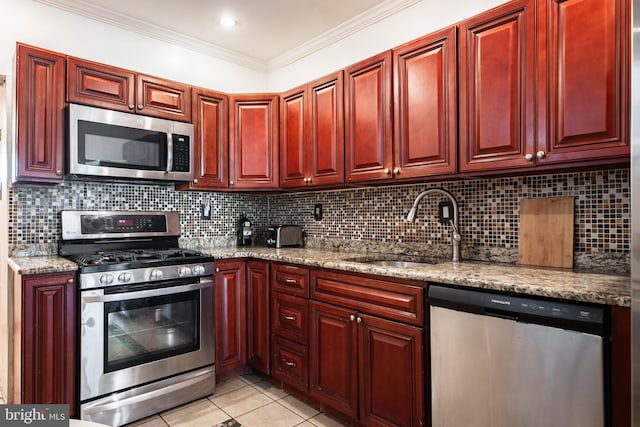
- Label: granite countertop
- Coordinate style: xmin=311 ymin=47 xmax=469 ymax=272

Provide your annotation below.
xmin=9 ymin=247 xmax=631 ymax=307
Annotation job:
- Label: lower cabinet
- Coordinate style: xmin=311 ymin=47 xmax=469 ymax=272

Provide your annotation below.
xmin=309 ymin=301 xmax=424 ymax=427
xmin=246 ymin=260 xmax=270 ymax=374
xmin=21 ymin=272 xmax=76 ymax=415
xmin=214 ymin=259 xmax=247 ymax=378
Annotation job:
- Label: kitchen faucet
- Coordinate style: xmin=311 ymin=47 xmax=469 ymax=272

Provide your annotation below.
xmin=406 ymin=188 xmax=462 ymax=262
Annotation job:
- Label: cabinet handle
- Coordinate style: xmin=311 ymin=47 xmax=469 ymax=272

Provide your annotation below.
xmin=350 ymin=315 xmax=356 ymax=322
xmin=284 ymin=278 xmax=297 ymax=285
xmin=215 ymin=268 xmax=220 ymax=273
xmin=128 ymin=104 xmax=135 ymax=110
xmin=536 ymin=151 xmax=546 ymax=159
xmin=55 ymin=170 xmax=63 ymax=176
xmin=137 ymin=104 xmax=144 ymax=110
xmin=282 ymin=359 xmax=296 ymax=367
xmin=67 ymin=278 xmax=74 ymax=284
xmin=524 ymin=153 xmax=534 ymax=161
xmin=282 ymin=315 xmax=296 ymax=321
xmin=393 ymin=167 xmax=400 ymax=176
xmin=230 ymin=181 xmax=235 ymax=186
xmin=356 ymin=317 xmax=362 ymax=324
xmin=193 ymin=179 xmax=199 ymax=184
xmin=383 ymin=168 xmax=391 ymax=175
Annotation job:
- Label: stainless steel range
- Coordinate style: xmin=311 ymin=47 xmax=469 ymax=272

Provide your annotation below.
xmin=59 ymin=210 xmax=216 ymax=426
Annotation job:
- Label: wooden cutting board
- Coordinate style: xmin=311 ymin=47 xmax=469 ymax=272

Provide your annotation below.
xmin=518 ymin=197 xmax=574 ymax=268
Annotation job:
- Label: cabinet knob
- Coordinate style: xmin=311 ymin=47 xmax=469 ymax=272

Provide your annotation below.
xmin=67 ymin=278 xmax=74 ymax=284
xmin=215 ymin=268 xmax=220 ymax=273
xmin=536 ymin=151 xmax=546 ymax=159
xmin=356 ymin=317 xmax=362 ymax=324
xmin=128 ymin=104 xmax=135 ymax=110
xmin=384 ymin=168 xmax=391 ymax=175
xmin=193 ymin=179 xmax=198 ymax=184
xmin=137 ymin=104 xmax=144 ymax=110
xmin=55 ymin=170 xmax=63 ymax=176
xmin=524 ymin=153 xmax=534 ymax=161
xmin=230 ymin=181 xmax=234 ymax=186
xmin=393 ymin=167 xmax=400 ymax=175
xmin=350 ymin=314 xmax=356 ymax=322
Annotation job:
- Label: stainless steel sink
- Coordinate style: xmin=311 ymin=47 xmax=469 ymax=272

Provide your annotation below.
xmin=345 ymin=255 xmax=443 ymax=268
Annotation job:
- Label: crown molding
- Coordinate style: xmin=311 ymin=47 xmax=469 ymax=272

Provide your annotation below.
xmin=268 ymin=0 xmax=421 ymax=70
xmin=34 ymin=0 xmax=420 ymax=72
xmin=34 ymin=0 xmax=268 ymax=71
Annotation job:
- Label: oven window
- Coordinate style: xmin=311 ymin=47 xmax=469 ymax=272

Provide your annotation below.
xmin=104 ymin=290 xmax=200 ymax=373
xmin=78 ymin=120 xmax=167 ymax=170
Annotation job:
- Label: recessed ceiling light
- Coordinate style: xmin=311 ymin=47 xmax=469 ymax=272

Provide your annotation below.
xmin=220 ymin=15 xmax=237 ymax=28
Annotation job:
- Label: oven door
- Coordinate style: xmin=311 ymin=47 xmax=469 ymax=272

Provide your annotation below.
xmin=79 ymin=278 xmax=214 ymax=401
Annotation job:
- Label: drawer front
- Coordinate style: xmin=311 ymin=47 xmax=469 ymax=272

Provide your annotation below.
xmin=310 ymin=269 xmax=424 ymax=326
xmin=272 ymin=292 xmax=309 ymax=344
xmin=272 ymin=263 xmax=310 ymax=298
xmin=271 ymin=334 xmax=309 ymax=392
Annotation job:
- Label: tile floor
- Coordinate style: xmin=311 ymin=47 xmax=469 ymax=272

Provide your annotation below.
xmin=127 ymin=373 xmax=348 ymax=427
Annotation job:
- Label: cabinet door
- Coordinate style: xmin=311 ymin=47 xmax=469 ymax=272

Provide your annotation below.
xmin=358 ymin=314 xmax=424 ymax=427
xmin=229 ymin=94 xmax=280 ymax=190
xmin=309 ymin=301 xmax=358 ymax=418
xmin=345 ymin=51 xmax=393 ymax=182
xmin=246 ymin=261 xmax=270 ymax=374
xmin=536 ymin=0 xmax=629 ymax=165
xmin=215 ymin=260 xmax=246 ymax=376
xmin=136 ymin=74 xmax=191 ymax=121
xmin=280 ymin=86 xmax=307 ymax=188
xmin=458 ymin=0 xmax=536 ymax=173
xmin=15 ymin=43 xmax=66 ymax=183
xmin=181 ymin=88 xmax=228 ymax=189
xmin=307 ymin=71 xmax=345 ymax=187
xmin=393 ymin=26 xmax=457 ymax=179
xmin=66 ymin=56 xmax=135 ymax=113
xmin=22 ymin=273 xmax=75 ymax=414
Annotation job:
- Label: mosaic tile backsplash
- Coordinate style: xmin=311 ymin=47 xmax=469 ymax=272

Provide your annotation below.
xmin=8 ymin=169 xmax=630 ymax=272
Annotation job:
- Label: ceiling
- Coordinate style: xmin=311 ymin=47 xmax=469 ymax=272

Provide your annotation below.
xmin=35 ymin=0 xmax=420 ymax=70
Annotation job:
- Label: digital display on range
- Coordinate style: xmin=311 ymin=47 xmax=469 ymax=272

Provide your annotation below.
xmin=80 ymin=214 xmax=168 ymax=234
xmin=117 ymin=219 xmax=134 ymax=227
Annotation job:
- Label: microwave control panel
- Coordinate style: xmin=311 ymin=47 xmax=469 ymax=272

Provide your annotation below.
xmin=173 ymin=135 xmax=190 ymax=172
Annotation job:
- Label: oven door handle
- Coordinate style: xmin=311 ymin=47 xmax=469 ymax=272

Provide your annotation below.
xmin=82 ymin=279 xmax=214 ymax=303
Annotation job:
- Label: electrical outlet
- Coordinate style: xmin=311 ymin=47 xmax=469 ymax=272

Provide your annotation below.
xmin=314 ymin=203 xmax=323 ymax=221
xmin=201 ymin=202 xmax=211 ymax=220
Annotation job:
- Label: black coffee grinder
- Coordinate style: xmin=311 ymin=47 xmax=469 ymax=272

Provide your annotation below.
xmin=237 ymin=215 xmax=253 ymax=246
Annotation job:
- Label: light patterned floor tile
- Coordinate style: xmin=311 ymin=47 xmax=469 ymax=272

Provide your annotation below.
xmin=250 ymin=380 xmax=289 ymax=400
xmin=239 ymin=373 xmax=262 ymax=384
xmin=126 ymin=415 xmax=169 ymax=427
xmin=160 ymin=399 xmax=230 ymax=427
xmin=235 ymin=401 xmax=304 ymax=427
xmin=277 ymin=396 xmax=320 ymax=420
xmin=210 ymin=384 xmax=273 ymax=418
xmin=308 ymin=413 xmax=348 ymax=427
xmin=214 ymin=377 xmax=249 ymax=396
xmin=294 ymin=422 xmax=315 ymax=427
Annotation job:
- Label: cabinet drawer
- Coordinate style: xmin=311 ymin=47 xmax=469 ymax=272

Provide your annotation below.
xmin=272 ymin=263 xmax=309 ymax=298
xmin=310 ymin=270 xmax=424 ymax=326
xmin=271 ymin=334 xmax=308 ymax=392
xmin=272 ymin=292 xmax=309 ymax=344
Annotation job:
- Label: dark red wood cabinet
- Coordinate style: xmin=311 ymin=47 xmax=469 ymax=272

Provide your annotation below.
xmin=393 ymin=26 xmax=458 ymax=180
xmin=229 ymin=94 xmax=280 ymax=190
xmin=280 ymin=71 xmax=344 ymax=188
xmin=21 ymin=272 xmax=75 ymax=415
xmin=15 ymin=43 xmax=66 ymax=183
xmin=345 ymin=51 xmax=394 ymax=183
xmin=535 ymin=0 xmax=630 ymax=167
xmin=246 ymin=260 xmax=270 ymax=374
xmin=178 ymin=88 xmax=228 ymax=190
xmin=214 ymin=259 xmax=246 ymax=379
xmin=66 ymin=56 xmax=192 ymax=121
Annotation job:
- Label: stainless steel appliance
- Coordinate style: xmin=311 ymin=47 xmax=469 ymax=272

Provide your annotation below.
xmin=59 ymin=211 xmax=215 ymax=426
xmin=266 ymin=225 xmax=304 ymax=248
xmin=429 ymin=285 xmax=607 ymax=427
xmin=68 ymin=103 xmax=194 ymax=182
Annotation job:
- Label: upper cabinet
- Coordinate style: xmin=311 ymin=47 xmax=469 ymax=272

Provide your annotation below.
xmin=229 ymin=94 xmax=280 ymax=190
xmin=393 ymin=26 xmax=458 ymax=180
xmin=458 ymin=0 xmax=537 ymax=173
xmin=280 ymin=71 xmax=345 ymax=189
xmin=345 ymin=51 xmax=394 ymax=183
xmin=178 ymin=88 xmax=228 ymax=190
xmin=459 ymin=0 xmax=629 ymax=174
xmin=66 ymin=56 xmax=192 ymax=122
xmin=15 ymin=43 xmax=66 ymax=183
xmin=535 ymin=0 xmax=630 ymax=166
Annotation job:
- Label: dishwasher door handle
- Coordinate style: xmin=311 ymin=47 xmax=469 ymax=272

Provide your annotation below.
xmin=484 ymin=308 xmax=519 ymax=321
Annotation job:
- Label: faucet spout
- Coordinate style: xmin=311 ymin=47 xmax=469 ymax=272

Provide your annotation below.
xmin=406 ymin=188 xmax=462 ymax=262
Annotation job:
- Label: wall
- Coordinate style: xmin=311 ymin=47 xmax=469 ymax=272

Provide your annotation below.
xmin=0 ymin=1 xmax=265 ymax=93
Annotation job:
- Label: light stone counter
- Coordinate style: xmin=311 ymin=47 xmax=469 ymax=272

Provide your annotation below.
xmin=9 ymin=247 xmax=630 ymax=307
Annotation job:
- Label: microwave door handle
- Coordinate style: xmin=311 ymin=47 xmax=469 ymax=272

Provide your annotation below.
xmin=166 ymin=133 xmax=173 ymax=173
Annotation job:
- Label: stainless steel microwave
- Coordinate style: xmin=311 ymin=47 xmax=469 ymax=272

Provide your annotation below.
xmin=68 ymin=103 xmax=194 ymax=182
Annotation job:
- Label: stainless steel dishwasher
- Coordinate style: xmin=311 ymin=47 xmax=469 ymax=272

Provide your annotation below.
xmin=429 ymin=285 xmax=608 ymax=427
